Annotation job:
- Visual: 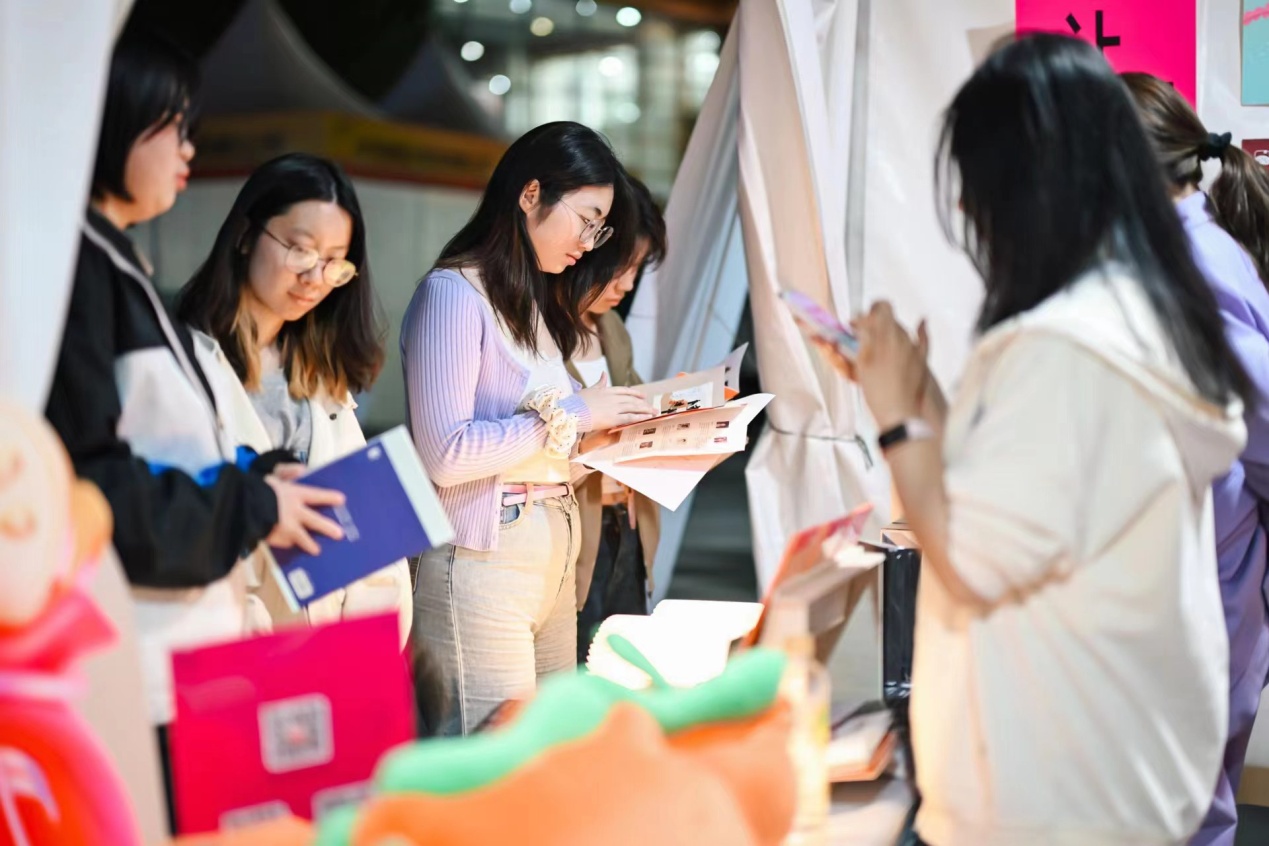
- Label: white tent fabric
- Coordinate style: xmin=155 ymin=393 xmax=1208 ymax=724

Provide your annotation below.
xmin=861 ymin=0 xmax=1000 ymax=393
xmin=628 ymin=0 xmax=893 ymax=600
xmin=739 ymin=0 xmax=889 ymax=592
xmin=0 ymin=3 xmax=170 ymax=841
xmin=0 ymin=0 xmax=130 ymax=411
xmin=625 ymin=25 xmax=751 ymax=602
xmin=626 ymin=24 xmax=743 ymax=382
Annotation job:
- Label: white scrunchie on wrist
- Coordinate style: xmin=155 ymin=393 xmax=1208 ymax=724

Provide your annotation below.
xmin=526 ymin=387 xmax=579 ymax=459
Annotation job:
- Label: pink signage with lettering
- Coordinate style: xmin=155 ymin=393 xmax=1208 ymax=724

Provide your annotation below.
xmin=1016 ymin=1 xmax=1197 ymax=104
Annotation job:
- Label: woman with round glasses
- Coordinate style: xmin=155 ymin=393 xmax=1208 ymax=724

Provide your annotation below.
xmin=177 ymin=152 xmax=413 ymax=645
xmin=403 ymin=121 xmax=656 ymax=734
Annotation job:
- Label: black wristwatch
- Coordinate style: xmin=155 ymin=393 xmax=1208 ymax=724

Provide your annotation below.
xmin=877 ymin=418 xmax=934 ymax=453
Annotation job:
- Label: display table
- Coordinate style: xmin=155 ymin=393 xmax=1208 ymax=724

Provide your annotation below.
xmin=828 ymin=776 xmax=915 ymax=845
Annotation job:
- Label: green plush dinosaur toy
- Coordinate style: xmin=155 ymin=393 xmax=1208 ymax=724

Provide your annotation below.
xmin=312 ymin=645 xmax=789 ymax=846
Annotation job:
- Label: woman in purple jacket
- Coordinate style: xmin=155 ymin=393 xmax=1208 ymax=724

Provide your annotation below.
xmin=1125 ymin=73 xmax=1269 ymax=846
xmin=402 ymin=122 xmax=655 ymax=735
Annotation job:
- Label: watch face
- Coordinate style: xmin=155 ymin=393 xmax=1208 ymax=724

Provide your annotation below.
xmin=878 ymin=423 xmax=909 ymax=451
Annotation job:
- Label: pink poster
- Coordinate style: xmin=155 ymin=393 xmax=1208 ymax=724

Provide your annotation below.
xmin=1015 ymin=0 xmax=1197 ymax=104
xmin=169 ymin=613 xmax=414 ymax=834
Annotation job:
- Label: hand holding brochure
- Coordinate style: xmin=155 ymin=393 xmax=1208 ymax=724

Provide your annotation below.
xmin=611 ymin=343 xmax=748 ymax=432
xmin=575 ymin=394 xmax=773 ymax=509
xmin=268 ymin=425 xmax=453 ymax=608
xmin=576 ymin=343 xmax=769 ymax=510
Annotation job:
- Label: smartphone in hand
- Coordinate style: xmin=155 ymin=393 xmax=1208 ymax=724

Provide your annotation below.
xmin=781 ymin=290 xmax=859 ymax=361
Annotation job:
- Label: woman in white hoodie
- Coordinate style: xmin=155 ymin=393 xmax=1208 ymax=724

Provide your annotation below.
xmin=832 ymin=35 xmax=1251 ymax=846
xmin=176 ymin=153 xmax=412 ymax=646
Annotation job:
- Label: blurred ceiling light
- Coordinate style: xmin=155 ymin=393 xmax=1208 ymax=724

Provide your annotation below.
xmin=489 ymin=74 xmax=512 ymax=96
xmin=575 ymin=0 xmax=598 ymax=17
xmin=460 ymin=41 xmax=485 ymax=61
xmin=509 ymin=0 xmax=532 ymax=13
xmin=598 ymin=55 xmax=624 ymax=77
xmin=692 ymin=52 xmax=720 ymax=75
xmin=530 ymin=16 xmax=555 ymax=36
xmin=615 ymin=102 xmax=641 ymax=124
xmin=615 ymin=6 xmax=642 ymax=26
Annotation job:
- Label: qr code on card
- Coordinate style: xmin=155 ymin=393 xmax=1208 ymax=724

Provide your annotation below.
xmin=259 ymin=693 xmax=334 ymax=773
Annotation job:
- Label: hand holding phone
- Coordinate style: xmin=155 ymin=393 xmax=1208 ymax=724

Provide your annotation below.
xmin=781 ymin=290 xmax=859 ymax=365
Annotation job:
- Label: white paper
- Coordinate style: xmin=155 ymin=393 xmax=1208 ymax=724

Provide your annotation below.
xmin=722 ymin=341 xmax=749 ymax=394
xmin=581 ymin=453 xmax=729 ymax=511
xmin=586 ymin=599 xmax=764 ymax=689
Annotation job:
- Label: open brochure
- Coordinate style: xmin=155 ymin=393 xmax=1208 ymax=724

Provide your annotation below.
xmin=609 ymin=398 xmax=757 ymax=463
xmin=610 ymin=344 xmax=748 ymax=432
xmin=574 ymin=393 xmax=774 ymax=509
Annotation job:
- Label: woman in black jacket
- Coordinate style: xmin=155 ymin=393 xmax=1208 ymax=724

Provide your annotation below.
xmin=43 ymin=24 xmax=343 ymax=796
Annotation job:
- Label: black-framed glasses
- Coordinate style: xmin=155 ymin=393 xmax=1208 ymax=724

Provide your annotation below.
xmin=261 ymin=229 xmax=358 ymax=287
xmin=557 ymin=198 xmax=614 ymax=249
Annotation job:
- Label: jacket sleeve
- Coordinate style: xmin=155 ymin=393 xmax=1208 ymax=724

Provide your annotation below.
xmin=1208 ymin=275 xmax=1269 ymax=502
xmin=44 ymin=246 xmax=279 ymax=589
xmin=943 ymin=334 xmax=1167 ymax=604
xmin=402 ymin=276 xmax=593 ymax=488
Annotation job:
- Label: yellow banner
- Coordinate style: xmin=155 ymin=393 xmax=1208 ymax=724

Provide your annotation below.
xmin=192 ymin=112 xmax=507 ymax=190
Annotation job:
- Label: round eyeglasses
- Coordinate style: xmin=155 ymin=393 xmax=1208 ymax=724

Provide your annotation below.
xmin=262 ymin=229 xmax=358 ymax=287
xmin=557 ymin=198 xmax=614 ymax=250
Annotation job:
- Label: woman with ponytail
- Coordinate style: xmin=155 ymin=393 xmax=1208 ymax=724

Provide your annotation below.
xmin=1124 ymin=72 xmax=1269 ymax=846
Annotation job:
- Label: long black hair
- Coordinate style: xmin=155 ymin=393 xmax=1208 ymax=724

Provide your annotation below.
xmin=93 ymin=24 xmax=201 ymax=201
xmin=437 ymin=121 xmax=638 ymax=361
xmin=937 ymin=33 xmax=1250 ymax=406
xmin=176 ymin=153 xmax=384 ymax=399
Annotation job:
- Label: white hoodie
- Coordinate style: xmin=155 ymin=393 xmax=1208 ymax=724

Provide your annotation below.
xmin=913 ymin=265 xmax=1245 ymax=846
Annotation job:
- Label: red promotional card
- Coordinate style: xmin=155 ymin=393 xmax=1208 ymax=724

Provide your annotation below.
xmin=1242 ymin=139 xmax=1269 ymax=169
xmin=1016 ymin=0 xmax=1198 ymax=104
xmin=169 ymin=613 xmax=413 ymax=834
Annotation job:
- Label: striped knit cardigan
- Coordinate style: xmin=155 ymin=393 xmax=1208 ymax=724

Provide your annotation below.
xmin=401 ymin=268 xmax=594 ymax=551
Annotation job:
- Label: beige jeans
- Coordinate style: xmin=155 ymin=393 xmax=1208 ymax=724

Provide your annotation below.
xmin=414 ymin=494 xmax=579 ymax=735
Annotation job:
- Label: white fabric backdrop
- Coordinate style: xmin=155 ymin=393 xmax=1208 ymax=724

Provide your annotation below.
xmin=0 ymin=0 xmax=131 ymax=411
xmin=739 ymin=0 xmax=889 ymax=594
xmin=625 ymin=24 xmax=751 ymax=602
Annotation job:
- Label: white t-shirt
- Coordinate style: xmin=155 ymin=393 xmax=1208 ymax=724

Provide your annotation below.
xmin=574 ymin=355 xmax=612 ymax=388
xmin=495 ymin=317 xmax=573 ymax=485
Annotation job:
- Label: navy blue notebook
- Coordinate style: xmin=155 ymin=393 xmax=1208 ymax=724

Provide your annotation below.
xmin=267 ymin=425 xmax=453 ymax=608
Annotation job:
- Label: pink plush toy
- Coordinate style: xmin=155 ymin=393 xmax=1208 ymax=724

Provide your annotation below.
xmin=0 ymin=402 xmax=141 ymax=846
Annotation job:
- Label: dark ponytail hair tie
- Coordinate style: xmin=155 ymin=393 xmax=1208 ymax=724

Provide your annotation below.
xmin=1200 ymin=132 xmax=1233 ymax=162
